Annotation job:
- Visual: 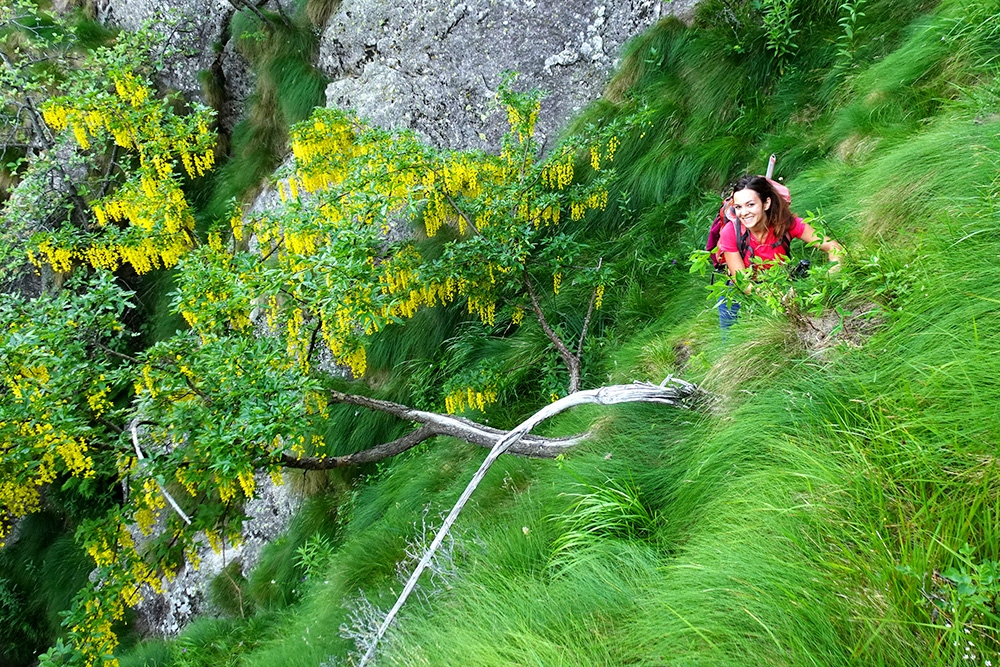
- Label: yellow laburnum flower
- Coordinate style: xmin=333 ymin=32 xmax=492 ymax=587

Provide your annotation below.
xmin=237 ymin=469 xmax=256 ymax=499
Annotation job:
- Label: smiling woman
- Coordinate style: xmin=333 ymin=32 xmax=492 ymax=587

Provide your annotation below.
xmin=716 ymin=174 xmax=843 ymax=328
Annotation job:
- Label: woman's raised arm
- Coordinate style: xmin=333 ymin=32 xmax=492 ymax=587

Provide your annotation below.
xmin=799 ymin=221 xmax=843 ymax=267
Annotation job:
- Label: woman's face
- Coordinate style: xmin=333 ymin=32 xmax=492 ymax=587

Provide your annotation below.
xmin=732 ymin=188 xmax=770 ymax=230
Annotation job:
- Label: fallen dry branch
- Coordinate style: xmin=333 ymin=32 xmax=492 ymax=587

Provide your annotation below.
xmin=357 ymin=378 xmax=701 ymax=666
xmin=280 ymin=390 xmax=590 ymax=468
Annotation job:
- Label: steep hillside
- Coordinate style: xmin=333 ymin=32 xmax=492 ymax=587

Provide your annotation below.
xmin=126 ymin=1 xmax=999 ymax=665
xmin=3 ymin=0 xmax=1000 ymax=665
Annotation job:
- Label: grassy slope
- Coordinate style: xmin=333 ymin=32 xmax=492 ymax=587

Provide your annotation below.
xmin=121 ymin=0 xmax=1000 ymax=665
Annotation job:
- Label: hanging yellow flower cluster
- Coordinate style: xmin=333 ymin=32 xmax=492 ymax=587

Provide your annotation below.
xmin=467 ymin=294 xmax=497 ymax=326
xmin=290 ymin=115 xmax=361 ymax=191
xmin=71 ymin=519 xmax=167 ymax=667
xmin=113 ymin=71 xmax=149 ymax=108
xmin=422 ymin=191 xmax=448 ymax=237
xmin=237 ymin=468 xmax=256 ymax=499
xmin=0 ymin=480 xmax=40 ymax=545
xmin=318 ymin=316 xmax=369 ymax=378
xmin=134 ymin=478 xmax=166 ymax=536
xmin=37 ymin=66 xmax=215 ymax=277
xmin=440 ymin=156 xmax=482 ymax=199
xmin=542 ymin=151 xmax=575 ymax=190
xmin=505 ymin=98 xmax=540 ymax=142
xmin=0 ymin=416 xmax=95 ymax=546
xmin=230 ymin=209 xmax=245 ymax=242
xmin=28 ymin=240 xmax=74 ymax=273
xmin=444 ymin=385 xmax=499 ymax=414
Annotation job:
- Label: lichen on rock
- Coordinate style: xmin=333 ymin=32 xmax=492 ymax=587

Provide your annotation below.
xmin=318 ymin=0 xmax=682 ymax=150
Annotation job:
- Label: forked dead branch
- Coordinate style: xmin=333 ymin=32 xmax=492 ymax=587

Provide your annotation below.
xmin=354 ymin=377 xmax=702 ymax=666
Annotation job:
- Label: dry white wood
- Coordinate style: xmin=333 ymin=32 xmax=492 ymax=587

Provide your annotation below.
xmin=357 ymin=378 xmax=699 ymax=666
xmin=130 ymin=419 xmax=192 ymax=525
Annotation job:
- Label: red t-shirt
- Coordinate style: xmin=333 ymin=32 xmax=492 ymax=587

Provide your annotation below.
xmin=718 ymin=217 xmax=806 ymax=267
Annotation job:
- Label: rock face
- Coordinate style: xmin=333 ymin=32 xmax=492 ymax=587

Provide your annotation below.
xmin=318 ymin=0 xmax=691 ymax=150
xmin=97 ymin=0 xmax=699 ymax=146
xmin=97 ymin=0 xmax=229 ymax=101
xmin=96 ymin=0 xmax=254 ymax=131
xmin=132 ymin=471 xmax=302 ymax=637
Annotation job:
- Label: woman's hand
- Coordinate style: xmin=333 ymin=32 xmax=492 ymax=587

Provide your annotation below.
xmin=800 ymin=222 xmax=843 ymax=268
xmin=723 ymin=251 xmax=754 ymax=293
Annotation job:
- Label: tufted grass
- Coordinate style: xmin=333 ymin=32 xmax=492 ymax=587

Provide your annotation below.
xmin=113 ymin=0 xmax=1000 ymax=666
xmin=200 ymin=5 xmax=328 ymax=225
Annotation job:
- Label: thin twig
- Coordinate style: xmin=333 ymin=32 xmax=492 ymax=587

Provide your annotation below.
xmin=130 ymin=419 xmax=192 ymax=525
xmin=576 ymin=258 xmax=603 ymax=359
xmin=524 ymin=274 xmax=580 ymax=391
xmin=441 ymin=190 xmax=480 ymax=236
xmin=91 ymin=340 xmax=143 ymax=364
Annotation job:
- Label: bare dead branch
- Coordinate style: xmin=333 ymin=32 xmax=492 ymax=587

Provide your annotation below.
xmin=280 ymin=390 xmax=590 ymax=468
xmin=358 ymin=379 xmax=701 ymax=666
xmin=524 ymin=275 xmax=581 ymax=392
xmin=130 ymin=419 xmax=192 ymax=525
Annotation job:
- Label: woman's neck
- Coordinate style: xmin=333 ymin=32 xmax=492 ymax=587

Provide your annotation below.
xmin=749 ymin=225 xmax=770 ymax=244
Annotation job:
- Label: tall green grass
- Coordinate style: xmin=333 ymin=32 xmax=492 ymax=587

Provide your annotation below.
xmin=200 ymin=4 xmax=328 ymax=225
xmin=115 ymin=0 xmax=1000 ymax=665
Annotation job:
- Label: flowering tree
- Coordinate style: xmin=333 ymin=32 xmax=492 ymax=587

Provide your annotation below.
xmin=175 ymin=75 xmax=628 ymax=400
xmin=2 ymin=7 xmax=651 ymax=659
xmin=0 ymin=4 xmax=215 ymax=288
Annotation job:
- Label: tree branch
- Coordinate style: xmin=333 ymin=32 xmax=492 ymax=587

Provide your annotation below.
xmin=441 ymin=189 xmax=480 ymax=236
xmin=576 ymin=258 xmax=602 ymax=360
xmin=281 ymin=424 xmax=439 ymax=468
xmin=91 ymin=340 xmax=143 ymax=364
xmin=130 ymin=419 xmax=192 ymax=525
xmin=523 ymin=274 xmax=581 ymax=392
xmin=279 ymin=389 xmax=590 ymax=468
xmin=358 ymin=379 xmax=701 ymax=666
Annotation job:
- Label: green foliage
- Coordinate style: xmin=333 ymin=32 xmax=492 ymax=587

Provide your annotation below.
xmin=170 ymin=616 xmax=272 ymax=667
xmin=116 ymin=640 xmax=171 ymax=667
xmin=246 ymin=490 xmax=341 ymax=611
xmin=761 ymin=0 xmax=800 ymax=72
xmin=0 ymin=513 xmax=94 ymax=667
xmin=12 ymin=2 xmax=1000 ymax=667
xmin=897 ymin=542 xmax=1000 ymax=657
xmin=192 ymin=2 xmax=1000 ymax=666
xmin=208 ymin=561 xmax=255 ymax=619
xmin=294 ymin=533 xmax=335 ymax=581
xmin=835 ymin=0 xmax=866 ymax=68
xmin=0 ymin=576 xmax=47 ymax=665
xmin=203 ymin=4 xmax=327 ymax=222
xmin=549 ymin=476 xmax=661 ymax=573
xmin=0 ymin=271 xmax=134 ymax=541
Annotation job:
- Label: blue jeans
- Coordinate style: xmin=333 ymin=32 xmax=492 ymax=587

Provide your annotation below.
xmin=718 ymin=298 xmax=741 ymax=330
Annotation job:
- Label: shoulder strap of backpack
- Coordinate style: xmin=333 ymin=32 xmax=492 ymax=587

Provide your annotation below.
xmin=733 ymin=220 xmax=753 ymax=265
